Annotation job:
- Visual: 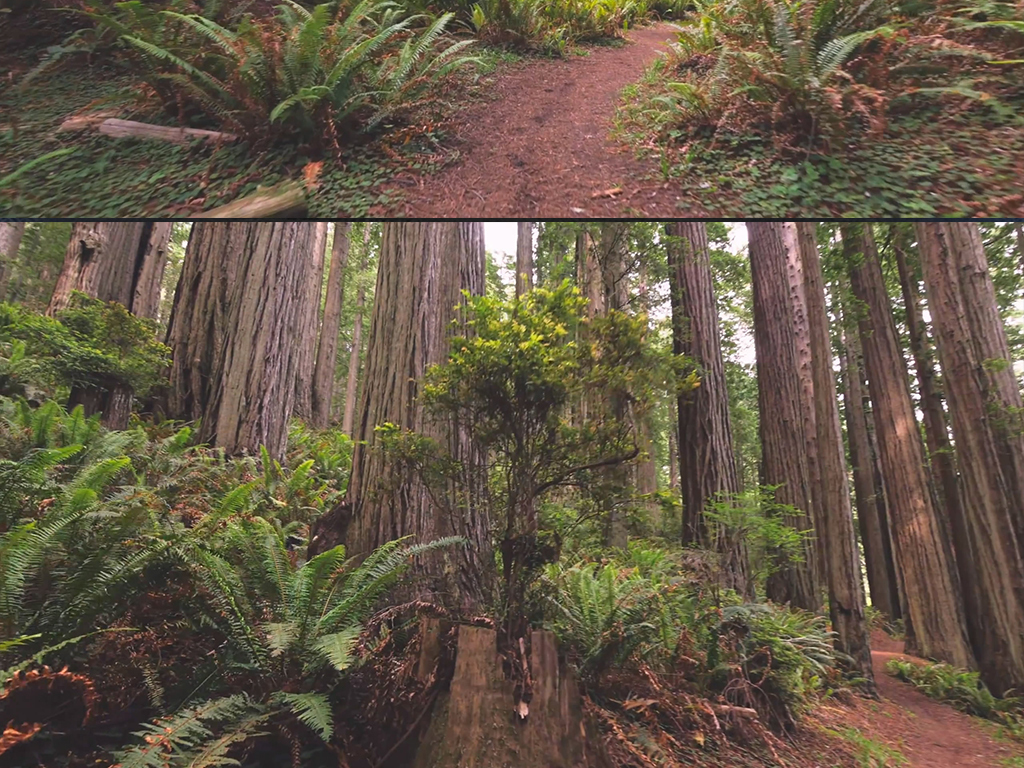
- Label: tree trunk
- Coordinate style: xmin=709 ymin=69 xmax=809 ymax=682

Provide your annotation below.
xmin=668 ymin=401 xmax=679 ymax=492
xmin=783 ymin=224 xmax=825 ymax=590
xmin=310 ymin=223 xmax=350 ymax=428
xmin=0 ymin=222 xmax=26 ymax=302
xmin=843 ymin=223 xmax=974 ymax=669
xmin=516 ymin=222 xmax=534 ymax=297
xmin=915 ymin=222 xmax=1024 ymax=695
xmin=341 ymin=226 xmax=370 ymax=437
xmin=308 ymin=223 xmax=491 ymax=614
xmin=796 ymin=223 xmax=874 ymax=688
xmin=891 ymin=227 xmax=971 ymax=627
xmin=130 ymin=223 xmax=174 ymax=321
xmin=747 ymin=222 xmax=821 ymax=612
xmin=165 ymin=222 xmax=323 ymax=461
xmin=635 ymin=261 xmax=660 ymax=533
xmin=599 ymin=223 xmax=630 ymax=551
xmin=837 ymin=311 xmax=901 ymax=621
xmin=49 ymin=223 xmax=145 ymax=314
xmin=291 ymin=223 xmax=329 ymax=421
xmin=666 ymin=222 xmax=748 ymax=596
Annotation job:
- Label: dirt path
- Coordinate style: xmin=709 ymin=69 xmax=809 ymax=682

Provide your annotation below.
xmin=381 ymin=24 xmax=697 ymax=218
xmin=819 ymin=632 xmax=1022 ymax=768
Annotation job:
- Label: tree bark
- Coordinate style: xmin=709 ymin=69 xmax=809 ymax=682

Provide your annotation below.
xmin=747 ymin=222 xmax=821 ymax=612
xmin=341 ymin=226 xmax=370 ymax=437
xmin=0 ymin=223 xmax=26 ymax=302
xmin=310 ymin=223 xmax=350 ymax=428
xmin=891 ymin=227 xmax=970 ymax=625
xmin=165 ymin=222 xmax=323 ymax=461
xmin=843 ymin=223 xmax=974 ymax=669
xmin=796 ymin=223 xmax=874 ymax=688
xmin=291 ymin=223 xmax=329 ymax=421
xmin=783 ymin=224 xmax=824 ymax=589
xmin=916 ymin=222 xmax=1024 ymax=695
xmin=666 ymin=222 xmax=748 ymax=596
xmin=837 ymin=308 xmax=901 ymax=621
xmin=516 ymin=222 xmax=534 ymax=297
xmin=599 ymin=222 xmax=630 ymax=551
xmin=130 ymin=223 xmax=174 ymax=321
xmin=308 ymin=223 xmax=491 ymax=613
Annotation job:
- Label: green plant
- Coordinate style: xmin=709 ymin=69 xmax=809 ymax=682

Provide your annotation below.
xmin=886 ymin=659 xmax=1023 ymax=726
xmin=113 ymin=0 xmax=479 ymax=147
xmin=831 ymin=726 xmax=908 ymax=767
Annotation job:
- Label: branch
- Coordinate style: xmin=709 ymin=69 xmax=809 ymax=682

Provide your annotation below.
xmin=533 ymin=445 xmax=640 ymax=498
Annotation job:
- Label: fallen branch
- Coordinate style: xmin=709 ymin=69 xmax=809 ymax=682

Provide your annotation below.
xmin=59 ymin=116 xmax=238 ymax=145
xmin=194 ymin=180 xmax=307 ymax=219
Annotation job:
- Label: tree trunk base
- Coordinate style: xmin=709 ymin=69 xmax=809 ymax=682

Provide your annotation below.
xmin=413 ymin=625 xmax=608 ymax=768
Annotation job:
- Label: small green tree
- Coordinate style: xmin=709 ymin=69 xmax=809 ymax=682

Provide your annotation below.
xmin=393 ymin=282 xmax=661 ymax=641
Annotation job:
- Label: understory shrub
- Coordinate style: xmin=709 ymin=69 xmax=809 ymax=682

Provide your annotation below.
xmin=0 ymin=394 xmax=447 ymax=766
xmin=29 ymin=0 xmax=480 ymax=148
xmin=886 ymin=658 xmax=1024 ymax=739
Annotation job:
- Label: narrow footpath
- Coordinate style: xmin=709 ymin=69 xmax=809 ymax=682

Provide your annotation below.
xmin=818 ymin=631 xmax=1023 ymax=767
xmin=381 ymin=24 xmax=696 ymax=218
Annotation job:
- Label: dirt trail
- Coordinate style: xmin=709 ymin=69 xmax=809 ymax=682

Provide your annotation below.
xmin=382 ymin=24 xmax=696 ymax=218
xmin=821 ymin=632 xmax=1023 ymax=768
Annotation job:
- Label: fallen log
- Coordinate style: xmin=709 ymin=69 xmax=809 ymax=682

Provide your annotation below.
xmin=194 ymin=180 xmax=308 ymax=219
xmin=58 ymin=116 xmax=237 ymax=145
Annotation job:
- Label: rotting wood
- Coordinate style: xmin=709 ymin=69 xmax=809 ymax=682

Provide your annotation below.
xmin=58 ymin=116 xmax=238 ymax=145
xmin=193 ymin=180 xmax=308 ymax=220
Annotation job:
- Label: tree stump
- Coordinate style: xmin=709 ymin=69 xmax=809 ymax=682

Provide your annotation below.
xmin=413 ymin=625 xmax=607 ymax=768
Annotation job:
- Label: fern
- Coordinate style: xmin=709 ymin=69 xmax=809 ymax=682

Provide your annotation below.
xmin=275 ymin=691 xmax=334 ymax=742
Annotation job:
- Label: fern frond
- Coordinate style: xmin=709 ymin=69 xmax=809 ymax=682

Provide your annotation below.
xmin=275 ymin=691 xmax=333 ymax=742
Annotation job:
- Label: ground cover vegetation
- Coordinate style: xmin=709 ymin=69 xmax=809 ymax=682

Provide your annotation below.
xmin=616 ymin=0 xmax=1024 ymax=215
xmin=3 ymin=0 xmax=1021 ymax=214
xmin=0 ymin=220 xmax=1022 ymax=767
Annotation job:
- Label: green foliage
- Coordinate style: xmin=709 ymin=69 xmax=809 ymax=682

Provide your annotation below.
xmin=86 ymin=0 xmax=479 ymax=147
xmin=830 ymin=726 xmax=908 ymax=767
xmin=886 ymin=658 xmax=1024 ymax=736
xmin=0 ymin=394 xmax=450 ymax=766
xmin=0 ymin=295 xmax=170 ymax=401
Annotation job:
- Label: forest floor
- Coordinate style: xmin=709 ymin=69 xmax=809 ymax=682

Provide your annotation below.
xmin=377 ymin=24 xmax=693 ymax=218
xmin=812 ymin=631 xmax=1024 ymax=768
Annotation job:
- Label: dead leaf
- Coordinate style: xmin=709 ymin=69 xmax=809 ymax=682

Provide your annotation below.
xmin=303 ymin=161 xmax=324 ymax=190
xmin=591 ymin=187 xmax=623 ymax=199
xmin=623 ymin=698 xmax=658 ymax=711
xmin=0 ymin=722 xmax=42 ymax=756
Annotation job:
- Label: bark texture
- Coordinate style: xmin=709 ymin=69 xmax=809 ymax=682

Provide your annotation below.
xmin=843 ymin=223 xmax=974 ymax=669
xmin=666 ymin=222 xmax=748 ymax=596
xmin=310 ymin=223 xmax=350 ymax=427
xmin=747 ymin=222 xmax=820 ymax=611
xmin=915 ymin=222 xmax=1024 ymax=694
xmin=838 ymin=311 xmax=901 ymax=620
xmin=165 ymin=222 xmax=323 ymax=461
xmin=516 ymin=222 xmax=534 ymax=297
xmin=341 ymin=226 xmax=370 ymax=436
xmin=0 ymin=222 xmax=26 ymax=301
xmin=796 ymin=223 xmax=874 ymax=687
xmin=291 ymin=223 xmax=328 ymax=420
xmin=413 ymin=626 xmax=601 ymax=768
xmin=308 ymin=223 xmax=491 ymax=612
xmin=130 ymin=223 xmax=174 ymax=321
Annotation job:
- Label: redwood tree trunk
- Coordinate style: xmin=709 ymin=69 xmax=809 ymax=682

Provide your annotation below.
xmin=310 ymin=223 xmax=351 ymax=428
xmin=747 ymin=222 xmax=820 ymax=612
xmin=292 ymin=223 xmax=329 ymax=421
xmin=892 ymin=227 xmax=972 ymax=629
xmin=598 ymin=222 xmax=630 ymax=550
xmin=0 ymin=222 xmax=26 ymax=302
xmin=666 ymin=222 xmax=748 ymax=596
xmin=796 ymin=223 xmax=874 ymax=688
xmin=341 ymin=226 xmax=370 ymax=437
xmin=843 ymin=223 xmax=974 ymax=669
xmin=516 ymin=222 xmax=534 ymax=297
xmin=130 ymin=223 xmax=174 ymax=321
xmin=837 ymin=312 xmax=901 ymax=621
xmin=916 ymin=222 xmax=1024 ymax=695
xmin=165 ymin=222 xmax=323 ymax=461
xmin=308 ymin=223 xmax=491 ymax=613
